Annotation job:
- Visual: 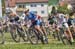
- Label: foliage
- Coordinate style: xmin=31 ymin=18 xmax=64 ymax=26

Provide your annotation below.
xmin=57 ymin=4 xmax=70 ymax=14
xmin=2 ymin=0 xmax=5 ymax=15
xmin=48 ymin=0 xmax=59 ymax=5
xmin=2 ymin=0 xmax=5 ymax=7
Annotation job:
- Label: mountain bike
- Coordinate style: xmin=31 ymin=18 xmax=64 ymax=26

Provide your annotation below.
xmin=9 ymin=23 xmax=20 ymax=42
xmin=59 ymin=24 xmax=72 ymax=45
xmin=26 ymin=24 xmax=48 ymax=44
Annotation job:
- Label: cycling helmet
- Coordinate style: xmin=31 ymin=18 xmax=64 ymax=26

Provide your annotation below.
xmin=37 ymin=15 xmax=41 ymax=19
xmin=5 ymin=8 xmax=12 ymax=14
xmin=24 ymin=8 xmax=29 ymax=13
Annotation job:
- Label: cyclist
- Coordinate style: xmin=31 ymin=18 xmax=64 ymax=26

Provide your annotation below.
xmin=68 ymin=12 xmax=75 ymax=38
xmin=24 ymin=9 xmax=48 ymax=43
xmin=47 ymin=14 xmax=55 ymax=33
xmin=4 ymin=8 xmax=20 ymax=24
xmin=67 ymin=12 xmax=74 ymax=26
xmin=2 ymin=9 xmax=13 ymax=32
xmin=48 ymin=14 xmax=54 ymax=25
xmin=56 ymin=11 xmax=74 ymax=42
xmin=3 ymin=8 xmax=12 ymax=25
xmin=9 ymin=13 xmax=19 ymax=23
xmin=51 ymin=6 xmax=57 ymax=16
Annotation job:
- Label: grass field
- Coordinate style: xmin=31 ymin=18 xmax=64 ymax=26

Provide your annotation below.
xmin=0 ymin=43 xmax=75 ymax=49
xmin=0 ymin=33 xmax=75 ymax=49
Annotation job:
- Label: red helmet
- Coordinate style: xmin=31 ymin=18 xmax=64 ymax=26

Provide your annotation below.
xmin=37 ymin=15 xmax=41 ymax=19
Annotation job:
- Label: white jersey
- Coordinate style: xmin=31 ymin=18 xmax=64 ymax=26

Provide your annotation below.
xmin=20 ymin=13 xmax=25 ymax=20
xmin=57 ymin=14 xmax=68 ymax=28
xmin=57 ymin=14 xmax=66 ymax=24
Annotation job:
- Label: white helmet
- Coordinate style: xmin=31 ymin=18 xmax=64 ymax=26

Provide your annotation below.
xmin=24 ymin=8 xmax=29 ymax=13
xmin=5 ymin=8 xmax=12 ymax=14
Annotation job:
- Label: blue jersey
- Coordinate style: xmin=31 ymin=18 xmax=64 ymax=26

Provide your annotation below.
xmin=25 ymin=12 xmax=37 ymax=22
xmin=24 ymin=11 xmax=42 ymax=26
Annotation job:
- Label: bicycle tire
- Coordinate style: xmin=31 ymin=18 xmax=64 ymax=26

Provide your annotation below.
xmin=59 ymin=29 xmax=72 ymax=45
xmin=10 ymin=26 xmax=20 ymax=42
xmin=0 ymin=30 xmax=5 ymax=44
xmin=17 ymin=28 xmax=28 ymax=42
xmin=27 ymin=29 xmax=38 ymax=44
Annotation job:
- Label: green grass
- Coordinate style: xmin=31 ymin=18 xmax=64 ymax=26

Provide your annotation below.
xmin=0 ymin=33 xmax=75 ymax=49
xmin=0 ymin=44 xmax=75 ymax=49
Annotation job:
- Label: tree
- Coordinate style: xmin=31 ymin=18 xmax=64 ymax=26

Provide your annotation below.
xmin=57 ymin=4 xmax=71 ymax=14
xmin=2 ymin=0 xmax=5 ymax=15
xmin=48 ymin=0 xmax=59 ymax=5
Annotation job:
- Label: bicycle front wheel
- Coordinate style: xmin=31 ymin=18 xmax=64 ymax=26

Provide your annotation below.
xmin=10 ymin=28 xmax=20 ymax=42
xmin=27 ymin=29 xmax=38 ymax=44
xmin=0 ymin=31 xmax=5 ymax=44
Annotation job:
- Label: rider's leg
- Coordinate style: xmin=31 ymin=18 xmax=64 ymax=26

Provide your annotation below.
xmin=64 ymin=23 xmax=74 ymax=42
xmin=56 ymin=26 xmax=61 ymax=40
xmin=41 ymin=25 xmax=47 ymax=36
xmin=35 ymin=25 xmax=44 ymax=36
xmin=34 ymin=20 xmax=44 ymax=36
xmin=67 ymin=28 xmax=74 ymax=42
xmin=73 ymin=26 xmax=75 ymax=32
xmin=41 ymin=25 xmax=48 ymax=44
xmin=56 ymin=26 xmax=60 ymax=33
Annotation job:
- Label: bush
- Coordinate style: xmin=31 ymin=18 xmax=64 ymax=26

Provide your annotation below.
xmin=57 ymin=4 xmax=70 ymax=14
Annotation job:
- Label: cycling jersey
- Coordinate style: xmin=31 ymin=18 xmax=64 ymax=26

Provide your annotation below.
xmin=57 ymin=14 xmax=68 ymax=28
xmin=10 ymin=16 xmax=19 ymax=23
xmin=20 ymin=13 xmax=25 ymax=20
xmin=24 ymin=11 xmax=41 ymax=26
xmin=25 ymin=12 xmax=37 ymax=22
xmin=48 ymin=17 xmax=54 ymax=25
xmin=67 ymin=18 xmax=73 ymax=26
xmin=67 ymin=18 xmax=75 ymax=26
